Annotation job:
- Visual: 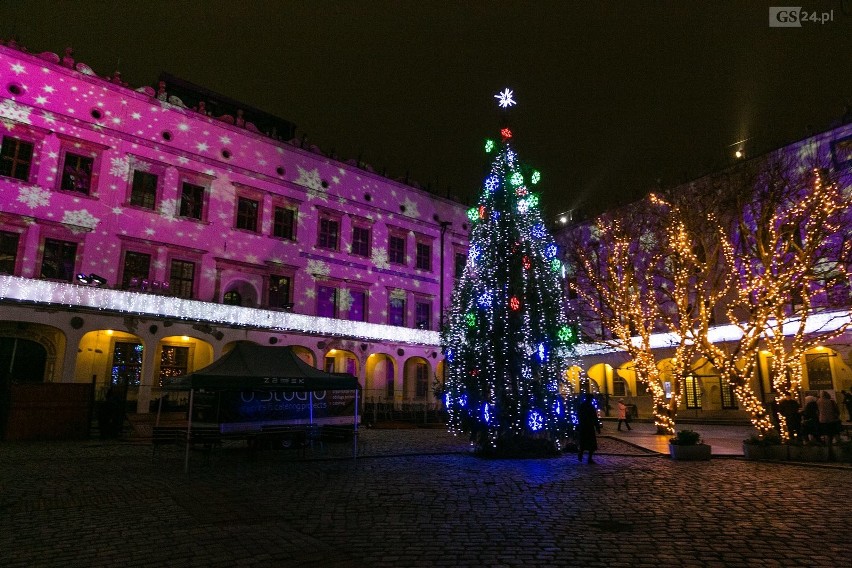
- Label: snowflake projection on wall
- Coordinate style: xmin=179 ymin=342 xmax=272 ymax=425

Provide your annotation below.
xmin=62 ymin=209 xmax=99 ymax=233
xmin=389 ymin=288 xmax=406 ymax=306
xmin=16 ymin=185 xmax=50 ymax=209
xmin=338 ymin=287 xmax=354 ymax=312
xmin=158 ymin=198 xmax=179 ymax=220
xmin=0 ymin=99 xmax=32 ymax=124
xmin=371 ymin=248 xmax=390 ymax=270
xmin=306 ymin=259 xmax=331 ymax=280
xmin=109 ymin=156 xmax=130 ymax=178
xmin=294 ymin=166 xmax=327 ymax=201
xmin=400 ymin=197 xmax=420 ymax=219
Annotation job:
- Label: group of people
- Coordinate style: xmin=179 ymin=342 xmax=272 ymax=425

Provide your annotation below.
xmin=777 ymin=390 xmax=847 ymax=444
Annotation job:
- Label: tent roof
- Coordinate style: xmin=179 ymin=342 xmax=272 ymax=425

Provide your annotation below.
xmin=166 ymin=342 xmax=360 ymax=391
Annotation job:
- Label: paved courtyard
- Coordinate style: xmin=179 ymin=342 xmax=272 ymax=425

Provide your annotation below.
xmin=1 ymin=428 xmax=849 ymax=567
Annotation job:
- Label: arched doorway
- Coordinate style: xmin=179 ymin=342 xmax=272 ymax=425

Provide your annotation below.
xmin=403 ymin=356 xmax=431 ymax=402
xmin=0 ymin=337 xmax=47 ymax=383
xmin=291 ymin=345 xmax=316 ymax=367
xmin=365 ymin=353 xmax=395 ymax=422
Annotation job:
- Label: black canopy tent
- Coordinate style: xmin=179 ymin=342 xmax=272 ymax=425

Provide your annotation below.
xmin=162 ymin=342 xmax=362 ymax=471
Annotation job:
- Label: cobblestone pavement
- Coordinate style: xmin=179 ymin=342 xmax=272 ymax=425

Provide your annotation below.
xmin=1 ymin=429 xmax=849 ymax=568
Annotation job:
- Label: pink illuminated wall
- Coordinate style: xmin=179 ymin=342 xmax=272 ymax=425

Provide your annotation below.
xmin=0 ymin=43 xmax=469 ymax=329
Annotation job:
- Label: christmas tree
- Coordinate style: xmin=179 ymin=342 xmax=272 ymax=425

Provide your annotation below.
xmin=441 ymin=89 xmax=576 ymax=455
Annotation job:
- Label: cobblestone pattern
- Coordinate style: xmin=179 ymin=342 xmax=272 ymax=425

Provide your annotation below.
xmin=0 ymin=430 xmax=848 ymax=567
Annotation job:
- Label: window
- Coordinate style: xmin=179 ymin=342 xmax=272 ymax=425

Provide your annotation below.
xmin=111 ymin=342 xmax=143 ymax=387
xmin=129 ymin=170 xmax=158 ymax=209
xmin=806 ymin=353 xmax=834 ymax=391
xmin=159 ymin=345 xmax=189 ymax=385
xmin=352 ymin=226 xmax=371 ymax=257
xmin=317 ymin=285 xmax=337 ymax=318
xmin=612 ymin=376 xmax=627 ymax=397
xmin=720 ymin=378 xmax=737 ymax=409
xmin=0 ymin=231 xmax=20 ymax=274
xmin=273 ymin=206 xmax=296 ymax=240
xmin=179 ymin=181 xmax=205 ymax=220
xmin=169 ymin=259 xmax=195 ymax=299
xmin=0 ymin=137 xmax=34 ymax=181
xmin=60 ymin=152 xmax=94 ymax=194
xmin=385 ymin=361 xmax=394 ymax=399
xmin=122 ymin=251 xmax=151 ymax=289
xmin=347 ymin=289 xmax=367 ymax=322
xmin=389 ymin=292 xmax=406 ymax=326
xmin=223 ymin=290 xmax=242 ymax=305
xmin=268 ymin=275 xmax=292 ymax=309
xmin=318 ymin=216 xmax=339 ymax=250
xmin=40 ymin=239 xmax=77 ymax=281
xmin=454 ymin=252 xmax=466 ymax=280
xmin=415 ymin=300 xmax=431 ymax=330
xmin=684 ymin=376 xmax=702 ymax=409
xmin=415 ymin=241 xmax=431 ymax=270
xmin=415 ymin=362 xmax=429 ymax=398
xmin=236 ymin=196 xmax=259 ymax=231
xmin=389 ymin=234 xmax=406 ymax=265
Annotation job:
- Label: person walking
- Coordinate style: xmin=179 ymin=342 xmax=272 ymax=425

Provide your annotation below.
xmin=816 ymin=390 xmax=841 ymax=445
xmin=576 ymin=395 xmax=599 ymax=464
xmin=616 ymin=398 xmax=631 ymax=431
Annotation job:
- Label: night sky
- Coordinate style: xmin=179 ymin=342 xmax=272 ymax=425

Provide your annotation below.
xmin=2 ymin=1 xmax=851 ymax=219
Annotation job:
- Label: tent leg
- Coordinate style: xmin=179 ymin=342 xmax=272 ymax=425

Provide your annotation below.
xmin=184 ymin=388 xmax=194 ymax=474
xmin=353 ymin=388 xmax=359 ymax=459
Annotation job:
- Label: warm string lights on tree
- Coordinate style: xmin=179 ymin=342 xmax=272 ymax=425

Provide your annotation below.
xmin=441 ymin=89 xmax=577 ymax=453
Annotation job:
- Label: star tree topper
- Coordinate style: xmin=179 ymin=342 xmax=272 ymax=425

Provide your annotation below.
xmin=494 ymin=88 xmax=517 ymax=109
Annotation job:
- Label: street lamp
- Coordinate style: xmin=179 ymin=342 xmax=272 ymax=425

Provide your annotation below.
xmin=439 ymin=221 xmax=452 ymax=331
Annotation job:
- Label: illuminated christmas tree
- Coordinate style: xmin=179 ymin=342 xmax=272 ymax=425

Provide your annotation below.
xmin=441 ymin=89 xmax=576 ymax=455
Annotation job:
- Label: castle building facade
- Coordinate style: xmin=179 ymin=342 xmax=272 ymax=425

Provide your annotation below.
xmin=0 ymin=42 xmax=469 ymax=424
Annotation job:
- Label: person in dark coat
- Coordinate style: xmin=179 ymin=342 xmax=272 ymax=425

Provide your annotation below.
xmin=800 ymin=395 xmax=820 ymax=444
xmin=777 ymin=394 xmax=801 ymax=441
xmin=576 ymin=395 xmax=599 ymax=464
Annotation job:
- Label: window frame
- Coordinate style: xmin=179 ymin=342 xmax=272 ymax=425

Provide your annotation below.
xmin=39 ymin=238 xmax=79 ymax=282
xmin=272 ymin=203 xmax=297 ymax=241
xmin=235 ymin=194 xmax=261 ymax=232
xmin=0 ymin=230 xmax=21 ymax=275
xmin=317 ymin=211 xmax=341 ymax=251
xmin=158 ymin=344 xmax=191 ymax=386
xmin=169 ymin=258 xmax=196 ymax=299
xmin=268 ymin=273 xmax=293 ymax=310
xmin=317 ymin=283 xmax=339 ymax=318
xmin=345 ymin=287 xmax=368 ymax=322
xmin=0 ymin=135 xmax=35 ymax=182
xmin=121 ymin=250 xmax=153 ymax=289
xmin=415 ymin=298 xmax=432 ymax=330
xmin=388 ymin=289 xmax=407 ymax=327
xmin=415 ymin=239 xmax=432 ymax=271
xmin=177 ymin=178 xmax=207 ymax=221
xmin=388 ymin=232 xmax=406 ymax=265
xmin=351 ymin=224 xmax=371 ymax=258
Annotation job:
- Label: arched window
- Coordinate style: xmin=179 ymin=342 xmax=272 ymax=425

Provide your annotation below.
xmin=223 ymin=290 xmax=242 ymax=306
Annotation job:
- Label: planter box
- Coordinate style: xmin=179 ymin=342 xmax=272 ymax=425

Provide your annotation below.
xmin=669 ymin=443 xmax=711 ymax=461
xmin=788 ymin=444 xmax=830 ymax=462
xmin=742 ymin=443 xmax=766 ymax=460
xmin=765 ymin=445 xmax=788 ymax=461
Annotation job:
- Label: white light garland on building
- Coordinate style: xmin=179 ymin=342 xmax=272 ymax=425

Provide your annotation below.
xmin=0 ymin=275 xmax=441 ymax=345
